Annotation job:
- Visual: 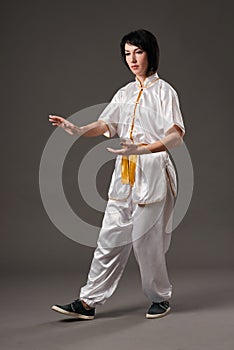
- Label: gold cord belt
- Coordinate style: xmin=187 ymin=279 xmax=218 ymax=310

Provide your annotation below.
xmin=121 ymin=77 xmax=159 ymax=186
xmin=121 ymin=154 xmax=137 ymax=187
xmin=121 ymin=144 xmax=148 ymax=186
xmin=121 ymin=87 xmax=143 ymax=186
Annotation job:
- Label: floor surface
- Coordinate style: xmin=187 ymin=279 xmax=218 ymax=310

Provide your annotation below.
xmin=1 ymin=268 xmax=234 ymax=350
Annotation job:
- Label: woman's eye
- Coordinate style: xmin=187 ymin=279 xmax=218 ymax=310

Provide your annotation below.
xmin=136 ymin=50 xmax=143 ymax=54
xmin=125 ymin=53 xmax=130 ymax=56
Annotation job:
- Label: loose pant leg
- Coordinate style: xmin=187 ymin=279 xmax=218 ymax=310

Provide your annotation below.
xmin=79 ymin=183 xmax=175 ymax=307
xmin=79 ymin=198 xmax=134 ymax=308
xmin=132 ymin=184 xmax=175 ymax=303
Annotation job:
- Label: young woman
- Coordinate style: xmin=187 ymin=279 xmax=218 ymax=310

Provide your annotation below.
xmin=49 ymin=29 xmax=185 ymax=320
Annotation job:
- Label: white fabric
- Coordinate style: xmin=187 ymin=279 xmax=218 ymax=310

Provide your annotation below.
xmin=79 ymin=181 xmax=175 ymax=307
xmin=79 ymin=72 xmax=185 ymax=307
xmin=98 ymin=72 xmax=185 ymax=203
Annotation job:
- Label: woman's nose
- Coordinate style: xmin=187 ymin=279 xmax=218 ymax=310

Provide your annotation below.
xmin=131 ymin=54 xmax=137 ymax=63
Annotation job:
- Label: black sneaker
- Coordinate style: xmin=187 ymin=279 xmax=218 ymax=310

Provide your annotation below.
xmin=146 ymin=300 xmax=171 ymax=319
xmin=51 ymin=299 xmax=95 ymax=320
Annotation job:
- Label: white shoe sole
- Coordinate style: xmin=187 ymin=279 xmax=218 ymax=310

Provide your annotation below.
xmin=51 ymin=305 xmax=94 ymax=320
xmin=146 ymin=307 xmax=171 ymax=319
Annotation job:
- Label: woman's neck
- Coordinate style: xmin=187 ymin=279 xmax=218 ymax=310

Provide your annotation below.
xmin=136 ymin=72 xmax=154 ymax=86
xmin=136 ymin=75 xmax=146 ymax=86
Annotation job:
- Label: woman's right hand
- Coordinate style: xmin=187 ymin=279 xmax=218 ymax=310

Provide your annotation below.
xmin=48 ymin=115 xmax=77 ymax=135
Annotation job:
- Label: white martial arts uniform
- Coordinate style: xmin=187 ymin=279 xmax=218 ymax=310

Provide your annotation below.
xmin=79 ymin=72 xmax=186 ymax=307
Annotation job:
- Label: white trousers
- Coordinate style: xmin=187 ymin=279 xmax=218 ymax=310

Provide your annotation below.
xmin=79 ymin=182 xmax=175 ymax=308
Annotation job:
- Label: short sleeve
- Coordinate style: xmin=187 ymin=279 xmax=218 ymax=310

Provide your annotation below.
xmin=161 ymin=84 xmax=186 ymax=137
xmin=98 ymin=89 xmax=122 ymax=138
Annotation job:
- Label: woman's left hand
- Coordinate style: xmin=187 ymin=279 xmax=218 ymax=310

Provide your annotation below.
xmin=106 ymin=141 xmax=149 ymax=155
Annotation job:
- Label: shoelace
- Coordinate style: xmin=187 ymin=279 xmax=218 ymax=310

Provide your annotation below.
xmin=70 ymin=299 xmax=82 ymax=312
xmin=72 ymin=298 xmax=95 ymax=311
xmin=159 ymin=301 xmax=169 ymax=310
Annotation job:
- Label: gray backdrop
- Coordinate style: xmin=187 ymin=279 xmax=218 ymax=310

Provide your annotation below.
xmin=1 ymin=0 xmax=233 ymax=275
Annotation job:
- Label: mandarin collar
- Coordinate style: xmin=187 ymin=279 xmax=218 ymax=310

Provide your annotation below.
xmin=135 ymin=72 xmax=159 ymax=88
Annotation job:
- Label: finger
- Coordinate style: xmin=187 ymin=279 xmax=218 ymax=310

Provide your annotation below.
xmin=121 ymin=144 xmax=133 ymax=149
xmin=108 ymin=148 xmax=125 ymax=155
xmin=49 ymin=115 xmax=62 ymax=121
xmin=106 ymin=147 xmax=120 ymax=154
xmin=122 ymin=142 xmax=133 ymax=147
xmin=120 ymin=139 xmax=130 ymax=144
xmin=120 ymin=143 xmax=129 ymax=148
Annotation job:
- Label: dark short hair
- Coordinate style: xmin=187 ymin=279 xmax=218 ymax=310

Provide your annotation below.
xmin=120 ymin=29 xmax=160 ymax=75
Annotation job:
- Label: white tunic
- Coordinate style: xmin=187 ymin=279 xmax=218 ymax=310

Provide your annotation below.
xmin=98 ymin=72 xmax=186 ymax=204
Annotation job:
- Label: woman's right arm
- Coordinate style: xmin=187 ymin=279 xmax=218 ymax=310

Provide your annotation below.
xmin=48 ymin=115 xmax=109 ymax=137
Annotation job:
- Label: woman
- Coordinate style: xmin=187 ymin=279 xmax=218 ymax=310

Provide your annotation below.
xmin=49 ymin=29 xmax=185 ymax=320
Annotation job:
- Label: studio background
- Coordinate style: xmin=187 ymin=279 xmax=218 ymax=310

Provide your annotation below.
xmin=1 ymin=1 xmax=233 ymax=349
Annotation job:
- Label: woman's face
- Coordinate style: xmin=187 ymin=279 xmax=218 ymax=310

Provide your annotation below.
xmin=124 ymin=43 xmax=148 ymax=77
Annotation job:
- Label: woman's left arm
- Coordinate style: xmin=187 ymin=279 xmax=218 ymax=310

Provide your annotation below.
xmin=107 ymin=125 xmax=184 ymax=155
xmin=144 ymin=125 xmax=184 ymax=154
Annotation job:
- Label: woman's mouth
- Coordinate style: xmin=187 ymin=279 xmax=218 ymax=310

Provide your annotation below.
xmin=131 ymin=65 xmax=139 ymax=70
